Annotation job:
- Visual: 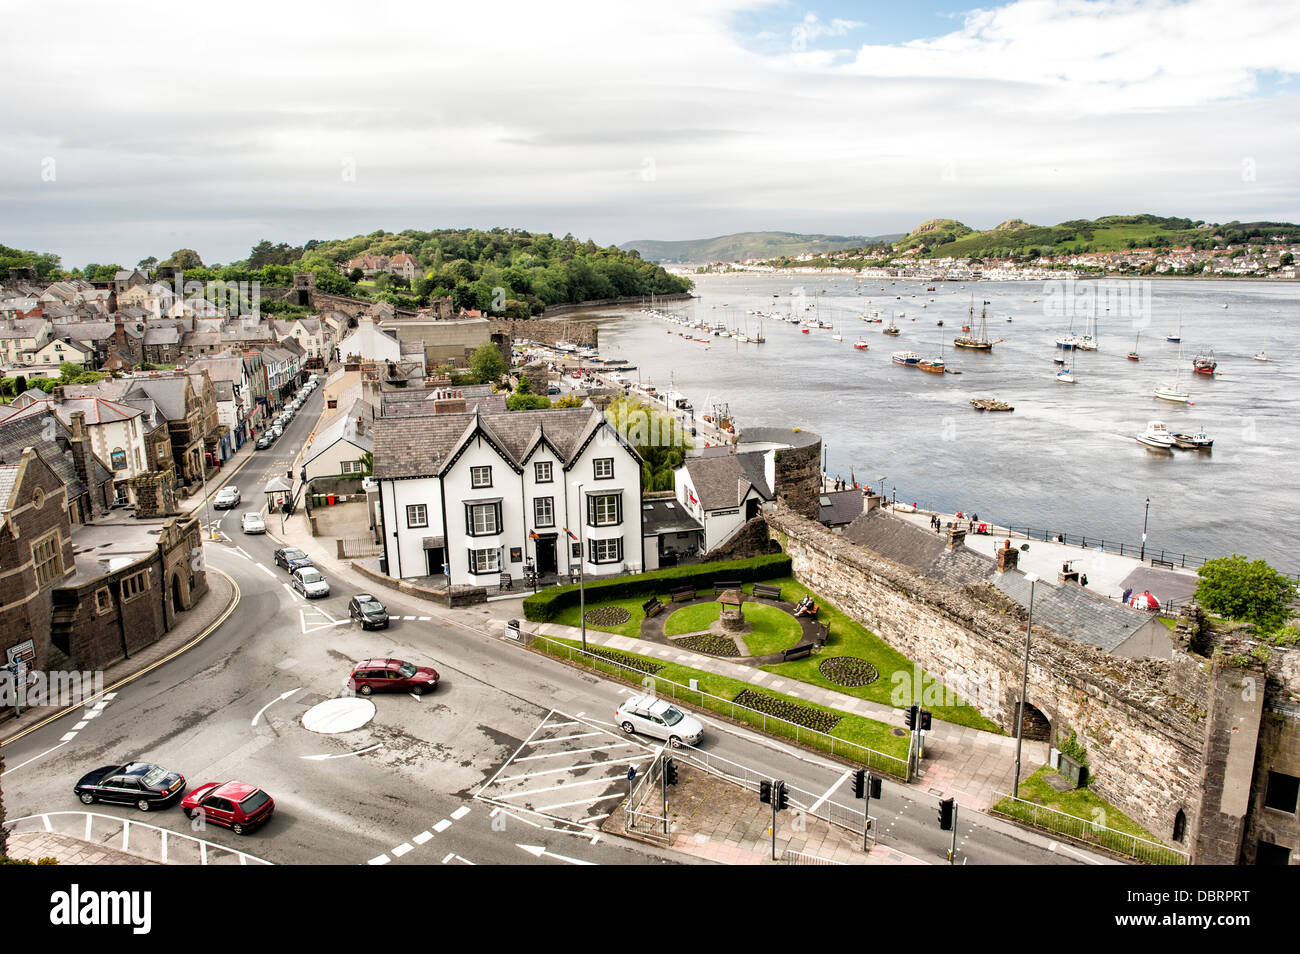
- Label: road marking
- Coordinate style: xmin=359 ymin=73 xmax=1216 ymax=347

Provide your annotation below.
xmin=441 ymin=851 xmax=454 ymax=864
xmin=517 ymin=843 xmax=595 ymax=865
xmin=418 ymin=616 xmax=431 ymax=621
xmin=73 ymin=721 xmax=88 ymax=730
xmin=548 ymin=720 xmax=580 ymax=728
xmin=433 ymin=819 xmax=451 ymax=833
xmin=231 ymin=546 xmax=254 ymax=561
xmin=368 ymin=855 xmax=390 ymax=865
xmin=499 ymin=753 xmax=653 ymax=784
xmin=513 ymin=743 xmax=636 ymax=762
xmin=0 ymin=741 xmax=69 ymax=776
xmin=810 ymin=769 xmax=852 ymax=813
xmin=451 ymin=806 xmax=471 ymax=820
xmin=577 ymin=813 xmax=609 ymax=825
xmin=301 ymin=743 xmax=382 ymax=761
xmin=391 ymin=843 xmax=414 ymax=857
xmin=535 ymin=793 xmax=625 ymax=812
xmin=403 ymin=616 xmax=417 ymax=621
xmin=493 ymin=775 xmax=627 ymax=799
xmin=256 ymin=563 xmax=277 ymax=579
xmin=413 ymin=831 xmax=433 ymax=845
xmin=527 ymin=732 xmax=604 ymax=745
xmin=489 ymin=806 xmax=542 ymax=828
xmin=251 ymin=688 xmax=302 ymax=727
xmin=59 ymin=732 xmax=77 ymax=742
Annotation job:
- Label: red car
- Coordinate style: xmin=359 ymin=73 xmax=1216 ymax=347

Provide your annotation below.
xmin=182 ymin=781 xmax=275 ymax=835
xmin=347 ymin=658 xmax=439 ymax=696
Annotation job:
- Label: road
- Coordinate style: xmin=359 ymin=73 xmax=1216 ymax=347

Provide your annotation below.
xmin=1 ymin=377 xmax=1111 ymax=866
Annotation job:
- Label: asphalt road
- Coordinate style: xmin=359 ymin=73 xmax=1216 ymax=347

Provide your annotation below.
xmin=1 ymin=379 xmax=1112 ymax=867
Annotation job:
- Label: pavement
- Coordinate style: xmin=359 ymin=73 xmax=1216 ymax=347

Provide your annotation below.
xmin=6 ymin=831 xmax=160 ymax=865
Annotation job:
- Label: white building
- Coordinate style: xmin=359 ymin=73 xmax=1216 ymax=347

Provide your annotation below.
xmin=337 ymin=315 xmax=401 ymax=364
xmin=301 ymin=398 xmax=374 ymax=481
xmin=373 ymin=407 xmax=643 ymax=586
xmin=674 ymin=449 xmax=772 ymax=553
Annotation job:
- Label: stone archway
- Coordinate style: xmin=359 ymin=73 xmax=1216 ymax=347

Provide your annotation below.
xmin=171 ymin=571 xmax=186 ymax=616
xmin=1016 ymin=700 xmax=1052 ymax=742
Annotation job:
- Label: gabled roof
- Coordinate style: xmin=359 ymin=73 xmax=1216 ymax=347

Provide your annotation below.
xmin=682 ymin=451 xmax=771 ymax=511
xmin=0 ymin=409 xmax=112 ymax=500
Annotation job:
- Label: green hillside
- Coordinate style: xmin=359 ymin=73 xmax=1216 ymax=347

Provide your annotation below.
xmin=620 ymin=231 xmax=903 ymax=264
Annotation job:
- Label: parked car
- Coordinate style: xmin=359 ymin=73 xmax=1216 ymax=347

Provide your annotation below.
xmin=241 ymin=512 xmax=266 ymax=534
xmin=213 ymin=486 xmax=241 ymax=509
xmin=270 ymin=426 xmax=283 ymax=439
xmin=182 ymin=781 xmax=274 ymax=835
xmin=291 ymin=566 xmax=330 ymax=598
xmin=348 ymin=594 xmax=389 ymax=630
xmin=274 ymin=546 xmax=313 ymax=572
xmin=347 ymin=658 xmax=438 ymax=696
xmin=74 ymin=762 xmax=186 ymax=812
xmin=255 ymin=434 xmax=272 ymax=450
xmin=615 ymin=695 xmax=703 ymax=747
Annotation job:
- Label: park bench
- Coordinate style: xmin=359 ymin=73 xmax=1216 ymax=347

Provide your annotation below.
xmin=781 ymin=642 xmax=815 ymax=662
xmin=752 ymin=583 xmax=782 ymax=600
xmin=642 ymin=597 xmax=665 ymax=618
xmin=670 ymin=586 xmax=696 ymax=602
xmin=1150 ymin=557 xmax=1175 ymax=569
xmin=713 ymin=580 xmax=743 ymax=594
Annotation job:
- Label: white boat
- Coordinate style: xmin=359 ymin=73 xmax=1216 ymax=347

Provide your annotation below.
xmin=1137 ymin=421 xmax=1175 ymax=449
xmin=1254 ymin=351 xmax=1269 ymax=362
xmin=891 ymin=350 xmax=922 ymax=365
xmin=1171 ymin=429 xmax=1214 ymax=450
xmin=1153 ymin=382 xmax=1190 ymax=403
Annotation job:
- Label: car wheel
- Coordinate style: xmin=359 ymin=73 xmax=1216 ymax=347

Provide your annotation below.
xmin=231 ymin=822 xmax=246 ymax=836
xmin=79 ymin=791 xmax=95 ymax=805
xmin=621 ymin=721 xmax=635 ymax=735
xmin=411 ymin=684 xmax=425 ymax=696
xmin=136 ymin=798 xmax=151 ymax=812
xmin=669 ymin=736 xmax=683 ymax=748
xmin=358 ymin=685 xmax=373 ymax=696
xmin=183 ymin=808 xmax=194 ymax=819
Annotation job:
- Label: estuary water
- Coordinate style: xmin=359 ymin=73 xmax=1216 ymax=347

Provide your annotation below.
xmin=588 ymin=273 xmax=1300 ymax=570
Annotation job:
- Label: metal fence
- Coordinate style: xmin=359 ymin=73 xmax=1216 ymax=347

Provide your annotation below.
xmin=533 ymin=634 xmax=911 ymax=779
xmin=624 ymin=807 xmax=671 ymax=845
xmin=4 ymin=811 xmax=273 ymax=865
xmin=990 ymin=793 xmax=1188 ymax=865
xmin=337 ymin=536 xmax=383 ymax=558
xmin=781 ymin=849 xmax=846 ymax=866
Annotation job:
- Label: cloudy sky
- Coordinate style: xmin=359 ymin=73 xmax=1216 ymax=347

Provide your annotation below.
xmin=3 ymin=0 xmax=1298 ymax=266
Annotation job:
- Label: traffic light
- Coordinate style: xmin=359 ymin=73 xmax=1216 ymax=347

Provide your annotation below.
xmin=904 ymin=704 xmax=918 ymax=730
xmin=938 ymin=797 xmax=955 ymax=831
xmin=920 ymin=709 xmax=933 ymax=731
xmin=869 ymin=775 xmax=882 ymax=799
xmin=851 ymin=769 xmax=866 ymax=799
xmin=664 ymin=758 xmax=679 ymax=786
xmin=774 ymin=780 xmax=789 ymax=811
xmin=759 ymin=779 xmax=772 ymax=804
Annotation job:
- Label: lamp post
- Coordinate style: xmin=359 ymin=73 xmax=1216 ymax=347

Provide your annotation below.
xmin=574 ymin=480 xmax=586 ymax=653
xmin=1140 ymin=497 xmax=1150 ymax=562
xmin=1013 ymin=572 xmax=1038 ymax=798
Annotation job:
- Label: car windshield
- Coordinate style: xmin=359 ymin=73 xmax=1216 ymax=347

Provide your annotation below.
xmin=239 ymin=790 xmax=270 ymax=813
xmin=398 ymin=662 xmax=418 ymax=677
xmin=245 ymin=514 xmax=262 ymax=523
xmin=141 ymin=766 xmax=171 ymax=787
xmin=360 ymin=600 xmax=384 ymax=613
xmin=284 ymin=548 xmax=306 ymax=560
xmin=662 ymin=707 xmax=684 ymax=726
xmin=301 ymin=571 xmax=324 ymax=583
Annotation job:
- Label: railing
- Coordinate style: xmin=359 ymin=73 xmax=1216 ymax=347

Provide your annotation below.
xmin=337 ymin=536 xmax=383 ymax=558
xmin=532 ymin=634 xmax=911 ymax=779
xmin=782 ymin=849 xmax=846 ymax=866
xmin=4 ymin=811 xmax=274 ymax=866
xmin=990 ymin=793 xmax=1188 ymax=865
xmin=624 ymin=807 xmax=671 ymax=845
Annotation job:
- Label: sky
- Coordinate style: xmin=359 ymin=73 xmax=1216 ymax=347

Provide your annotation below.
xmin=3 ymin=0 xmax=1299 ymax=267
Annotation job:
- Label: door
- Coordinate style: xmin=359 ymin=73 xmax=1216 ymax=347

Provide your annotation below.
xmin=536 ymin=536 xmax=557 ymax=576
xmin=425 ymin=547 xmax=444 ymax=577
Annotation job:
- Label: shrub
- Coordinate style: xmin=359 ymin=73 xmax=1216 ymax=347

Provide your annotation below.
xmin=522 ymin=553 xmax=792 ymax=622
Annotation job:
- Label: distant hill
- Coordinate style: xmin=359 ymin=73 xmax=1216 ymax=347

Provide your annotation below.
xmin=620 ymin=231 xmax=904 ymax=264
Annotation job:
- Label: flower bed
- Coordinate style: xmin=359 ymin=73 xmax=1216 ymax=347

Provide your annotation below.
xmin=672 ymin=633 xmax=741 ymax=657
xmin=584 ymin=605 xmax=632 ymax=627
xmin=818 ymin=656 xmax=880 ymax=687
xmin=587 ymin=647 xmax=663 ymax=675
xmin=733 ymin=689 xmax=841 ymax=733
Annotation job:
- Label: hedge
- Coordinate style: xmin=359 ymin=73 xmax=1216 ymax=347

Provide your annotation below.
xmin=522 ymin=553 xmax=792 ymax=622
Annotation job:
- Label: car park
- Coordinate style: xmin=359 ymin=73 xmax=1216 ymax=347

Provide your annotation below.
xmin=291 ymin=566 xmax=330 ymax=598
xmin=347 ymin=658 xmax=438 ymax=695
xmin=615 ymin=695 xmax=703 ymax=747
xmin=213 ymin=485 xmax=241 ymax=509
xmin=274 ymin=546 xmax=313 ymax=572
xmin=348 ymin=594 xmax=389 ymax=629
xmin=241 ymin=512 xmax=266 ymax=534
xmin=182 ymin=781 xmax=274 ymax=835
xmin=74 ymin=762 xmax=186 ymax=811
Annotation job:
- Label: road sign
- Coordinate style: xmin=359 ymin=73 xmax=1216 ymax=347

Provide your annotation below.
xmin=627 ymin=766 xmax=637 ymax=781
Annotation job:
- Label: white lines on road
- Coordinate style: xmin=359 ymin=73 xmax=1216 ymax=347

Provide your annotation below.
xmin=413 ymin=831 xmax=433 ymax=845
xmin=366 ymin=806 xmax=472 ymax=866
xmin=300 ymin=742 xmax=382 ymax=761
xmin=391 ymin=843 xmax=414 ymax=858
xmin=535 ymin=793 xmax=624 ymax=813
xmin=512 ymin=742 xmax=630 ymax=763
xmin=527 ymin=732 xmax=604 ymax=745
xmin=9 ymin=692 xmax=119 ymax=769
xmin=417 ymin=616 xmax=431 ymax=621
xmin=517 ymin=844 xmax=595 ymax=865
xmin=367 ymin=855 xmax=390 ymax=866
xmin=451 ymin=806 xmax=471 ymax=821
xmin=255 ymin=563 xmax=277 ymax=579
xmin=433 ymin=819 xmax=452 ymax=833
xmin=499 ymin=754 xmax=653 ymax=784
xmin=230 ymin=546 xmax=254 ymax=562
xmin=810 ymin=769 xmax=852 ymax=814
xmin=1 ymin=741 xmax=68 ymax=776
xmin=251 ymin=688 xmax=302 ymax=727
xmin=441 ymin=852 xmax=475 ymax=865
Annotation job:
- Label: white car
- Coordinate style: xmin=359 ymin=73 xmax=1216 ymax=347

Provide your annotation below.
xmin=213 ymin=486 xmax=240 ymax=509
xmin=241 ymin=512 xmax=266 ymax=534
xmin=291 ymin=567 xmax=330 ymax=599
xmin=615 ymin=695 xmax=704 ymax=747
xmin=271 ymin=425 xmax=283 ymax=439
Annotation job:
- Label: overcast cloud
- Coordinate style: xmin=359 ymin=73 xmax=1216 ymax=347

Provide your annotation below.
xmin=2 ymin=0 xmax=1297 ymax=265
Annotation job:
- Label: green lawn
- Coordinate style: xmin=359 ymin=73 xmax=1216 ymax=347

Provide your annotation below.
xmin=663 ymin=601 xmax=721 ymax=636
xmin=552 ymin=595 xmax=649 ymax=639
xmin=756 ymin=577 xmax=1002 ymax=733
xmin=535 ymin=635 xmax=912 ymax=775
xmin=663 ymin=600 xmax=803 ymax=656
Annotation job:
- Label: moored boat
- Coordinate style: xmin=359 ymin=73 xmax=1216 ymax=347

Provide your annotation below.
xmin=1192 ymin=349 xmax=1217 ymax=375
xmin=1171 ymin=429 xmax=1214 ymax=450
xmin=853 ymin=340 xmax=869 ymax=350
xmin=1137 ymin=421 xmax=1175 ymax=449
xmin=891 ymin=350 xmax=922 ymax=365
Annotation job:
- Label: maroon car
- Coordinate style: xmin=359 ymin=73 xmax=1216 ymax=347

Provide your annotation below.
xmin=182 ymin=781 xmax=275 ymax=835
xmin=347 ymin=658 xmax=439 ymax=696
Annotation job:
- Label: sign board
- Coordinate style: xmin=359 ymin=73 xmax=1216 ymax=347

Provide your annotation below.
xmin=6 ymin=640 xmax=35 ymax=666
xmin=509 ymin=547 xmax=523 ymax=564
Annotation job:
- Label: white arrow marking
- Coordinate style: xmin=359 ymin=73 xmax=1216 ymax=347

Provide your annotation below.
xmin=301 ymin=743 xmax=382 ymax=761
xmin=251 ymin=688 xmax=302 ymax=727
xmin=517 ymin=844 xmax=596 ymax=865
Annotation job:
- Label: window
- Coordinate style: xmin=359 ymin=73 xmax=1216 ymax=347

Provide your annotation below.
xmin=469 ymin=548 xmax=500 ymax=574
xmin=587 ymin=493 xmax=622 ymax=527
xmin=589 ymin=537 xmax=622 ymax=564
xmin=470 ymin=466 xmax=492 ymax=488
xmin=466 ymin=502 xmax=501 ymax=536
xmin=32 ymin=533 xmax=64 ymax=588
xmin=593 ymin=458 xmax=614 ymax=480
xmin=95 ymin=587 xmax=113 ymax=615
xmin=1265 ymin=771 xmax=1300 ymax=814
xmin=406 ymin=504 xmax=428 ymax=528
xmin=121 ymin=570 xmax=149 ymax=600
xmin=534 ymin=461 xmax=552 ymax=483
xmin=341 ymin=460 xmax=365 ymax=474
xmin=534 ymin=496 xmax=554 ymax=528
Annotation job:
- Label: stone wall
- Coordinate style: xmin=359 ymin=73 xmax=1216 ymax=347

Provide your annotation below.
xmin=773 ymin=438 xmax=821 ymax=520
xmin=765 ymin=504 xmax=1212 ymax=852
xmin=491 ymin=318 xmax=599 ymax=348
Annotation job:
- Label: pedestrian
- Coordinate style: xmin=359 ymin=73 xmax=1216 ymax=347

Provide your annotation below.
xmin=1081 ymin=573 xmax=1089 ymax=587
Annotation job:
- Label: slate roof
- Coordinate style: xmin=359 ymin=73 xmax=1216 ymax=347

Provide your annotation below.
xmin=0 ymin=464 xmax=18 ymax=513
xmin=843 ymin=509 xmax=1162 ymax=653
xmin=819 ymin=489 xmax=865 ymax=526
xmin=3 ymin=396 xmax=143 ymax=426
xmin=682 ymin=451 xmax=771 ymax=511
xmin=0 ymin=409 xmax=112 ymax=501
xmin=641 ymin=497 xmax=703 ymax=535
xmin=304 ymin=405 xmax=374 ymax=465
xmin=143 ymin=326 xmax=179 ymax=345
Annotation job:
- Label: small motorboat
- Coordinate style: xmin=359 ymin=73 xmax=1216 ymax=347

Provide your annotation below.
xmin=891 ymin=350 xmax=922 ymax=365
xmin=1137 ymin=421 xmax=1175 ymax=449
xmin=1254 ymin=351 xmax=1269 ymax=362
xmin=1192 ymin=350 xmax=1217 ymax=375
xmin=853 ymin=340 xmax=869 ymax=351
xmin=1172 ymin=430 xmax=1213 ymax=450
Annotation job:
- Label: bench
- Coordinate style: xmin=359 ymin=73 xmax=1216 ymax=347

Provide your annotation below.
xmin=670 ymin=586 xmax=696 ymax=602
xmin=642 ymin=597 xmax=664 ymax=618
xmin=752 ymin=583 xmax=782 ymax=600
xmin=1150 ymin=557 xmax=1176 ymax=569
xmin=499 ymin=572 xmax=513 ymax=591
xmin=781 ymin=642 xmax=815 ymax=662
xmin=713 ymin=580 xmax=743 ymax=594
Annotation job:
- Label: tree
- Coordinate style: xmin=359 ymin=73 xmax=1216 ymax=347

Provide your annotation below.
xmin=1195 ymin=555 xmax=1298 ymax=632
xmin=468 ymin=342 xmax=507 ymax=384
xmin=137 ymin=256 xmax=158 ymax=271
xmin=162 ymin=248 xmax=205 ymax=270
xmin=506 ymin=375 xmax=550 ymax=411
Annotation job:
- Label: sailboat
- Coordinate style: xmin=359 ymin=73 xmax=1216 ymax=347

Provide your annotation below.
xmin=1154 ymin=347 xmax=1191 ymax=403
xmin=1076 ymin=302 xmax=1098 ymax=351
xmin=883 ymin=314 xmax=901 ymax=336
xmin=1128 ymin=331 xmax=1141 ymax=361
xmin=1056 ymin=348 xmax=1076 ymax=384
xmin=1166 ymin=313 xmax=1182 ymax=343
xmin=953 ymin=299 xmax=993 ymax=350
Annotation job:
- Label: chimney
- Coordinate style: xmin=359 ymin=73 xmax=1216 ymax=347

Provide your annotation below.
xmin=995 ymin=539 xmax=1019 ymax=574
xmin=356 ymin=415 xmax=364 ymax=435
xmin=66 ymin=410 xmax=104 ymax=518
xmin=945 ymin=525 xmax=967 ymax=552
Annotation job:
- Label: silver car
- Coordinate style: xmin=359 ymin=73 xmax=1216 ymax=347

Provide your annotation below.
xmin=291 ymin=566 xmax=330 ymax=599
xmin=615 ymin=695 xmax=703 ymax=747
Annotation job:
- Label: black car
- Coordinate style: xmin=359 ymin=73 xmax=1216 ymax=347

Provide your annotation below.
xmin=349 ymin=594 xmax=389 ymax=630
xmin=74 ymin=762 xmax=186 ymax=812
xmin=274 ymin=546 xmax=313 ymax=572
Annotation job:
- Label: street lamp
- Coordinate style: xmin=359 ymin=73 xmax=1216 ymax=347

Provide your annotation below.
xmin=1013 ymin=572 xmax=1038 ymax=798
xmin=1140 ymin=497 xmax=1150 ymax=562
xmin=573 ymin=479 xmax=586 ymax=653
